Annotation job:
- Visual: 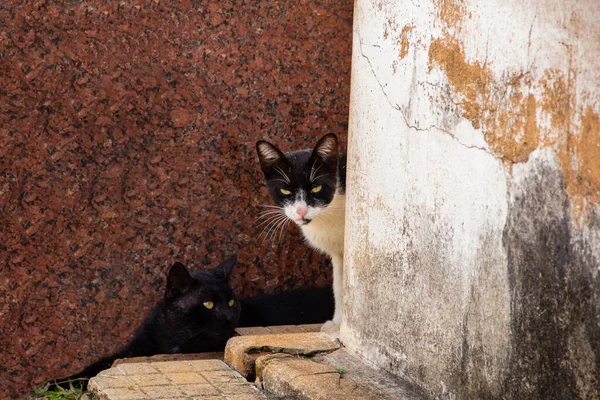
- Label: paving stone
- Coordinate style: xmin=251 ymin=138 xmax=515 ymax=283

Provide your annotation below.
xmin=235 ymin=327 xmax=272 ymax=336
xmin=151 ymin=361 xmax=196 ymax=374
xmin=235 ymin=324 xmax=322 ymax=337
xmin=87 ymin=326 xmax=419 ymax=400
xmin=98 ymin=387 xmax=149 ymax=400
xmin=117 ymin=363 xmax=160 ymax=376
xmin=89 ymin=375 xmax=135 ymax=390
xmin=224 ymin=332 xmax=340 ymax=379
xmin=188 ymin=359 xmax=231 ymax=371
xmin=140 ymin=384 xmax=186 ymax=399
xmin=258 ymin=356 xmax=379 ymax=400
xmin=89 ymin=359 xmax=266 ymax=400
xmin=218 ymin=383 xmax=261 ymax=395
xmin=298 ymin=324 xmax=323 ymax=333
xmin=187 ymin=397 xmax=222 ymax=400
xmin=201 ymin=370 xmax=245 ymax=384
xmin=315 ymin=349 xmax=429 ymax=399
xmin=113 ymin=353 xmax=224 ymax=367
xmin=165 ymin=372 xmax=208 ymax=385
xmin=177 ymin=384 xmax=220 ymax=396
xmin=266 ymin=325 xmax=317 ymax=334
xmin=97 ymin=368 xmax=127 ymax=377
xmin=127 ymin=373 xmax=172 ymax=387
xmin=227 ymin=395 xmax=266 ymax=400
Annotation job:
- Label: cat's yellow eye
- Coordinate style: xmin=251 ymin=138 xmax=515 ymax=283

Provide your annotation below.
xmin=203 ymin=301 xmax=214 ymax=310
xmin=280 ymin=188 xmax=292 ymax=195
xmin=228 ymin=299 xmax=235 ymax=307
xmin=311 ymin=185 xmax=322 ymax=193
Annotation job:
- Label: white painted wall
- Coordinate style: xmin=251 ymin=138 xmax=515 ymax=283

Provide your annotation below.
xmin=342 ymin=0 xmax=600 ymax=398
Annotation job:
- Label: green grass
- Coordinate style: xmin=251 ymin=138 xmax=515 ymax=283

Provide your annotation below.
xmin=28 ymin=379 xmax=90 ymax=400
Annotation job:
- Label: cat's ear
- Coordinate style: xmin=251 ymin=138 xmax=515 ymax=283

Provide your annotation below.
xmin=166 ymin=262 xmax=195 ymax=301
xmin=256 ymin=140 xmax=285 ymax=167
xmin=311 ymin=133 xmax=338 ymax=163
xmin=212 ymin=254 xmax=237 ymax=281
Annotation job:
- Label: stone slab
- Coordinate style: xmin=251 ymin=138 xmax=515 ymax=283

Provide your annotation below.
xmin=88 ymin=359 xmax=266 ymax=400
xmin=236 ymin=324 xmax=322 ymax=336
xmin=224 ymin=332 xmax=341 ymax=379
xmin=255 ymin=350 xmax=429 ymax=400
xmin=113 ymin=353 xmax=224 ymax=367
xmin=316 ymin=349 xmax=430 ymax=400
xmin=257 ymin=355 xmax=379 ymax=400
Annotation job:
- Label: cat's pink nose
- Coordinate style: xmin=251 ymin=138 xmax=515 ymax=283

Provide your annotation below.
xmin=296 ymin=207 xmax=308 ymax=218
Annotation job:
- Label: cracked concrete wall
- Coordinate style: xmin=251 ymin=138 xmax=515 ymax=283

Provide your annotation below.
xmin=341 ymin=0 xmax=600 ymax=398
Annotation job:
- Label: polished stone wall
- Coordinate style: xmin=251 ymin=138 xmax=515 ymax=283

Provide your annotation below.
xmin=0 ymin=1 xmax=352 ymax=397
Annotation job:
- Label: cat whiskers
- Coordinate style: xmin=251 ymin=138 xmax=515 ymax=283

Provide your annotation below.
xmin=258 ymin=204 xmax=283 ymax=210
xmin=254 ymin=206 xmax=291 ymax=245
xmin=309 ymin=159 xmax=323 ymax=183
xmin=253 ymin=205 xmax=285 ymax=227
xmin=274 ymin=215 xmax=292 ymax=244
xmin=259 ymin=214 xmax=289 ymax=245
xmin=252 ymin=209 xmax=284 ymax=228
xmin=273 ymin=165 xmax=291 ymax=184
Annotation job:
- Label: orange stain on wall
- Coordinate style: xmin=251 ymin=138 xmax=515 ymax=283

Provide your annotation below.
xmin=427 ymin=36 xmax=599 ymax=220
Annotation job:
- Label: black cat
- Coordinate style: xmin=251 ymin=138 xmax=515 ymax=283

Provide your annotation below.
xmin=50 ymin=254 xmax=240 ymax=389
xmin=47 ymin=254 xmax=335 ymax=391
xmin=239 ymin=287 xmax=334 ymax=327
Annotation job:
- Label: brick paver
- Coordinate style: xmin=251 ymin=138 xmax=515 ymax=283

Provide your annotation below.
xmin=224 ymin=332 xmax=341 ymax=379
xmin=87 ymin=325 xmax=423 ymax=400
xmin=88 ymin=359 xmax=266 ymax=400
xmin=257 ymin=355 xmax=381 ymax=400
xmin=235 ymin=324 xmax=321 ymax=336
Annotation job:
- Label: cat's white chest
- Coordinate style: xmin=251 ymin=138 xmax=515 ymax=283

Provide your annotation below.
xmin=300 ymin=194 xmax=345 ymax=258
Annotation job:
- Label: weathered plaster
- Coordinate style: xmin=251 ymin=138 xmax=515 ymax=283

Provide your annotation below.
xmin=427 ymin=0 xmax=600 ymax=221
xmin=344 ymin=0 xmax=600 ymax=397
xmin=503 ymin=149 xmax=600 ymax=398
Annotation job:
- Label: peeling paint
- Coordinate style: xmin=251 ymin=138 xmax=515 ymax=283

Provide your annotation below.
xmin=488 ymin=92 xmax=540 ymax=165
xmin=428 ymin=35 xmax=600 ymax=220
xmin=398 ymin=25 xmax=414 ymax=60
xmin=427 ymin=39 xmax=489 ymax=128
xmin=540 ymin=71 xmax=571 ymax=137
xmin=563 ymin=107 xmax=600 ymax=219
xmin=541 ymin=71 xmax=600 ymax=221
xmin=433 ymin=0 xmax=466 ymax=32
xmin=428 ymin=38 xmax=540 ymax=164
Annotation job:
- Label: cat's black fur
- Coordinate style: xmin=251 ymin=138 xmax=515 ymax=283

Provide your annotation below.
xmin=239 ymin=287 xmax=334 ymax=327
xmin=48 ymin=255 xmax=334 ymax=391
xmin=50 ymin=255 xmax=240 ymax=390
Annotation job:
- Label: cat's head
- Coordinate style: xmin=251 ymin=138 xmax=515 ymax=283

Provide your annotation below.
xmin=256 ymin=133 xmax=340 ymax=226
xmin=163 ymin=254 xmax=241 ymax=346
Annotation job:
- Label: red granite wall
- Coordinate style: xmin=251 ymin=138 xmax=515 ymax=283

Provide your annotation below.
xmin=0 ymin=1 xmax=352 ymax=397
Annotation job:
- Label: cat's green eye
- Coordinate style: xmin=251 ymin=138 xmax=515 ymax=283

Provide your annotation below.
xmin=228 ymin=299 xmax=235 ymax=307
xmin=203 ymin=301 xmax=214 ymax=310
xmin=311 ymin=185 xmax=322 ymax=193
xmin=280 ymin=188 xmax=292 ymax=195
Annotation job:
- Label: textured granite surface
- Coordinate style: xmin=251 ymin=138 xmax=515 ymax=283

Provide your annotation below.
xmin=0 ymin=1 xmax=352 ymax=397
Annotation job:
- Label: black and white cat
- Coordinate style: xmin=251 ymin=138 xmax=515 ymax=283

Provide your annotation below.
xmin=256 ymin=133 xmax=346 ymax=332
xmin=50 ymin=255 xmax=241 ymax=389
